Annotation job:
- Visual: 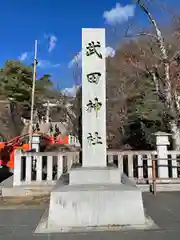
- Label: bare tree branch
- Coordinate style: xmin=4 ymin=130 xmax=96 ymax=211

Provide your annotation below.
xmin=125 ymin=30 xmax=158 ymax=40
xmin=136 ymin=1 xmax=177 ymax=112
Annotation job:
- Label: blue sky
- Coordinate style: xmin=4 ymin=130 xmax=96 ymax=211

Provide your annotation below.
xmin=0 ymin=0 xmax=179 ymax=95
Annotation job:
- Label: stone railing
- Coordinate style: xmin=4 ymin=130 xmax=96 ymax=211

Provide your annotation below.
xmin=166 ymin=150 xmax=180 ymax=180
xmin=107 ymin=150 xmax=157 ymax=183
xmin=13 ymin=150 xmax=156 ymax=187
xmin=13 ymin=148 xmax=180 ymax=187
xmin=13 ymin=150 xmax=79 ymax=186
xmin=108 ymin=150 xmax=180 ymax=183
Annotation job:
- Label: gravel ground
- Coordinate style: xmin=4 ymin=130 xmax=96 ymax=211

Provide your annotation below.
xmin=0 ymin=194 xmax=50 ymax=208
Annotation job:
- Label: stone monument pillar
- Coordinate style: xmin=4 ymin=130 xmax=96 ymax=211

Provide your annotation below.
xmin=82 ymin=28 xmax=106 ymax=167
xmin=47 ymin=29 xmax=146 ymax=232
xmin=69 ymin=28 xmax=120 ymax=184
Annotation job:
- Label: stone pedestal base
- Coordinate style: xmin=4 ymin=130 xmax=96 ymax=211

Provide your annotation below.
xmin=69 ymin=167 xmax=121 ymax=185
xmin=47 ymin=167 xmax=146 ymax=231
xmin=47 ymin=183 xmax=145 ymax=231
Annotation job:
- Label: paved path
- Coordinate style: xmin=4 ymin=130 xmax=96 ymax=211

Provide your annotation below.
xmin=0 ymin=192 xmax=180 ymax=239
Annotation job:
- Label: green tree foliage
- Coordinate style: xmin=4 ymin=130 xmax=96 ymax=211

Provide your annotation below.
xmin=0 ymin=60 xmax=55 ymax=103
xmin=123 ymin=75 xmax=169 ymax=149
xmin=71 ymin=87 xmax=82 ymax=145
xmin=0 ymin=60 xmax=57 ymax=118
xmin=0 ymin=60 xmax=33 ymax=102
xmin=0 ymin=60 xmax=75 ymax=139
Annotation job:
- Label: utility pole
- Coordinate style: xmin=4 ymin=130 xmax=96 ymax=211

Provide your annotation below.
xmin=46 ymin=100 xmax=50 ymax=123
xmin=29 ymin=40 xmax=38 ymax=146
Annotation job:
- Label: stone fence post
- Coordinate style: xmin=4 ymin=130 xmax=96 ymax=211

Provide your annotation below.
xmin=31 ymin=133 xmax=41 ymax=152
xmin=155 ymin=131 xmax=171 ymax=182
xmin=13 ymin=149 xmax=22 ymax=186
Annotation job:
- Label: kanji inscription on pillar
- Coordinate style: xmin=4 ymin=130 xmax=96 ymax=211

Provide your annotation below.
xmin=82 ymin=28 xmax=106 ymax=167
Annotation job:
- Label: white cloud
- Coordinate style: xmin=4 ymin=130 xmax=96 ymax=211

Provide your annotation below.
xmin=105 ymin=46 xmax=115 ymax=58
xmin=46 ymin=35 xmax=57 ymax=52
xmin=103 ymin=3 xmax=135 ymax=25
xmin=62 ymin=85 xmax=78 ymax=97
xmin=37 ymin=60 xmax=60 ymax=69
xmin=19 ymin=52 xmax=28 ymax=61
xmin=68 ymin=46 xmax=115 ymax=68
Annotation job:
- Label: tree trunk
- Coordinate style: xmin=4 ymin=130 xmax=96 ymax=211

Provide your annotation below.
xmin=170 ymin=121 xmax=180 ymax=150
xmin=137 ymin=1 xmax=180 ymax=149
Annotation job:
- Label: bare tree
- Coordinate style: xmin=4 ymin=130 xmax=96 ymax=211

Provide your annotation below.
xmin=124 ymin=0 xmax=180 ymax=149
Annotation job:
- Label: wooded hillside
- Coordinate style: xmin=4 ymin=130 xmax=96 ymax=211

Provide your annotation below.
xmin=0 ymin=60 xmax=73 ymax=140
xmin=73 ymin=1 xmax=180 ymax=150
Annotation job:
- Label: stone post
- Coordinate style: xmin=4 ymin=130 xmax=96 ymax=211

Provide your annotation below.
xmin=155 ymin=131 xmax=171 ymax=182
xmin=31 ymin=133 xmax=41 ymax=152
xmin=13 ymin=149 xmax=22 ymax=186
